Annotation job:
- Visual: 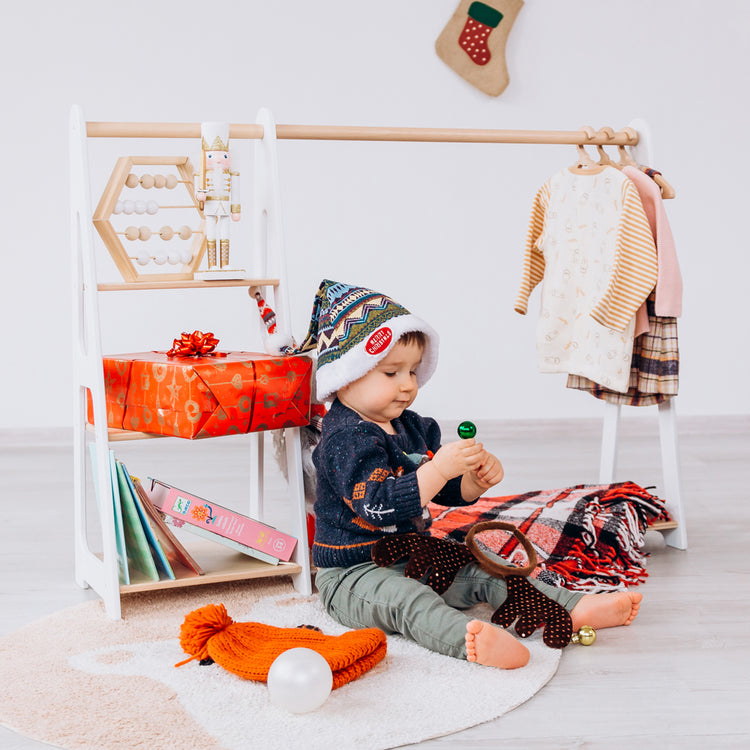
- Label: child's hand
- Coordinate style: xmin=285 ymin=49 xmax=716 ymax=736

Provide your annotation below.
xmin=471 ymin=451 xmax=504 ymax=489
xmin=431 ymin=439 xmax=486 ymax=481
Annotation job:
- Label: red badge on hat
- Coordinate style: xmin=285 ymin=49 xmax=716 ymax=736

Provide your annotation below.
xmin=366 ymin=327 xmax=392 ymax=355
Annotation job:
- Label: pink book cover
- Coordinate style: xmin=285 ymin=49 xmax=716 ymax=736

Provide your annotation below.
xmin=151 ymin=480 xmax=297 ymax=561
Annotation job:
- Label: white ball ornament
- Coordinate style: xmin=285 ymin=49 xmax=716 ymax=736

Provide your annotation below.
xmin=267 ymin=648 xmax=332 ymax=714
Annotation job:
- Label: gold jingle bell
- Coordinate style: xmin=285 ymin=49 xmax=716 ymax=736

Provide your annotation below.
xmin=571 ymin=625 xmax=597 ymax=646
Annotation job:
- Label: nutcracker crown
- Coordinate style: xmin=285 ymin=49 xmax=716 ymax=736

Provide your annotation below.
xmin=201 ymin=121 xmax=229 ymax=152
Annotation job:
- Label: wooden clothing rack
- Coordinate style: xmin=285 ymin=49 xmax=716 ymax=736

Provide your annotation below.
xmin=76 ymin=113 xmax=685 ymax=615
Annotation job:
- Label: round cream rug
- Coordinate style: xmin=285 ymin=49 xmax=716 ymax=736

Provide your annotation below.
xmin=0 ymin=579 xmax=560 ymax=750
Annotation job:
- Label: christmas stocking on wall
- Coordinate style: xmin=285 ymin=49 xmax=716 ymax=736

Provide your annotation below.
xmin=436 ymin=0 xmax=524 ymax=97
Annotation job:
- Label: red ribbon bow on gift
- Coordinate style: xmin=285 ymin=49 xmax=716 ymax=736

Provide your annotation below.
xmin=167 ymin=330 xmax=221 ymax=358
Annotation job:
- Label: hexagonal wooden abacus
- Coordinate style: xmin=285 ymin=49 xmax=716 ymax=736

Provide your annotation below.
xmin=93 ymin=156 xmax=206 ymax=282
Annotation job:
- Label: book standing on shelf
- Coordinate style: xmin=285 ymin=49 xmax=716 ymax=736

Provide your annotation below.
xmin=129 ymin=476 xmax=204 ymax=577
xmin=114 ymin=460 xmax=160 ymax=583
xmin=147 ymin=478 xmax=298 ymax=562
xmin=161 ymin=514 xmax=280 ymax=565
xmin=89 ymin=445 xmax=205 ymax=584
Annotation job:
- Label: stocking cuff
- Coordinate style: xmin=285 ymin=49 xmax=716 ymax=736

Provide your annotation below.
xmin=468 ymin=2 xmax=503 ymax=28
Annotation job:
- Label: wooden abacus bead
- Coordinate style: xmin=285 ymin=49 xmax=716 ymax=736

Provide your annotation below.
xmin=179 ymin=248 xmax=193 ymax=263
xmin=146 ymin=200 xmax=159 ymax=215
xmin=159 ymin=226 xmax=174 ymax=241
xmin=122 ymin=200 xmax=135 ymax=214
xmin=178 ymin=225 xmax=192 ymax=240
xmin=134 ymin=200 xmax=147 ymax=215
xmin=167 ymin=250 xmax=181 ymax=265
xmin=136 ymin=248 xmax=151 ymax=266
xmin=153 ymin=250 xmax=168 ymax=265
xmin=138 ymin=226 xmax=152 ymax=241
xmin=140 ymin=174 xmax=155 ymax=189
xmin=125 ymin=173 xmax=140 ymax=188
xmin=124 ymin=226 xmax=140 ymax=241
xmin=153 ymin=174 xmax=167 ymax=189
xmin=165 ymin=174 xmax=179 ymax=189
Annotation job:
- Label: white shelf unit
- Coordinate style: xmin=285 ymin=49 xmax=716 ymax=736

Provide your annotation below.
xmin=70 ymin=106 xmax=312 ymax=619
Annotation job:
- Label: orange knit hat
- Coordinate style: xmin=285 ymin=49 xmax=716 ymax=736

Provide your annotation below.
xmin=176 ymin=603 xmax=387 ymax=689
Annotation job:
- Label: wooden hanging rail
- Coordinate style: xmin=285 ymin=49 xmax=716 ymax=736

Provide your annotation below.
xmin=86 ymin=121 xmax=639 ymax=146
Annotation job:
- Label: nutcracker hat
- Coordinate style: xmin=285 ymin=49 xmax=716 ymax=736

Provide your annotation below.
xmin=283 ymin=279 xmax=439 ymax=402
xmin=201 ymin=121 xmax=229 ymax=152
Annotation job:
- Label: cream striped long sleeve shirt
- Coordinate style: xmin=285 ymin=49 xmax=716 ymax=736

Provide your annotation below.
xmin=514 ymin=166 xmax=658 ymax=393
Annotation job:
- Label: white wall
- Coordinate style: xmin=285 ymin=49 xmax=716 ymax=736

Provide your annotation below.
xmin=2 ymin=0 xmax=748 ymax=428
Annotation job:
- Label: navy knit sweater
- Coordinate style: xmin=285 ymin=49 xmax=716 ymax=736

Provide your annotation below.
xmin=311 ymin=399 xmax=477 ymax=569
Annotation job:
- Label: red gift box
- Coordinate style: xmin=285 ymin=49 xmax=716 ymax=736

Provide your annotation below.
xmin=87 ymin=351 xmax=313 ymax=439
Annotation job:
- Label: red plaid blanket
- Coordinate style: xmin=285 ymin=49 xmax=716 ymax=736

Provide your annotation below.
xmin=428 ymin=482 xmax=671 ymax=593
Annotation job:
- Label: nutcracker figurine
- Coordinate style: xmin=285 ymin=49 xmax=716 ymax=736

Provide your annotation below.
xmin=194 ymin=121 xmax=244 ymax=278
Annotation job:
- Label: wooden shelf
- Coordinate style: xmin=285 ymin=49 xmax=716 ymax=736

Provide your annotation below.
xmin=121 ymin=561 xmax=303 ymax=594
xmin=97 ymin=277 xmax=279 ymax=292
xmin=649 ymin=519 xmax=679 ymax=531
xmin=114 ymin=537 xmax=304 ymax=594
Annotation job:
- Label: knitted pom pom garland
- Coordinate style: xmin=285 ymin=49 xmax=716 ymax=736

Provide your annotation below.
xmin=176 ymin=603 xmax=387 ymax=689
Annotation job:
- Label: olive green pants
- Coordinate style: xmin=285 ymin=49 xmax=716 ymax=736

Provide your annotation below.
xmin=316 ymin=561 xmax=583 ymax=659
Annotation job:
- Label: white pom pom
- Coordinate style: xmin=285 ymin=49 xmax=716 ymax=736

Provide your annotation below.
xmin=264 ymin=331 xmax=294 ymax=355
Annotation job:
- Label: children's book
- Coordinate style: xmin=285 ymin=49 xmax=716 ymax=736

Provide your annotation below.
xmin=148 ymin=478 xmax=297 ymax=562
xmin=161 ymin=513 xmax=280 ymax=565
xmin=89 ymin=445 xmax=130 ymax=586
xmin=118 ymin=460 xmax=175 ymax=581
xmin=130 ymin=476 xmax=204 ymax=577
xmin=115 ymin=461 xmax=159 ymax=583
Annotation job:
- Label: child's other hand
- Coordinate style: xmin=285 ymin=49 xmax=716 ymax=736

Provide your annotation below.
xmin=431 ymin=439 xmax=485 ymax=480
xmin=471 ymin=451 xmax=504 ymax=489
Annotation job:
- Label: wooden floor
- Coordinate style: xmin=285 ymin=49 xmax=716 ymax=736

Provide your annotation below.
xmin=1 ymin=415 xmax=749 ymax=749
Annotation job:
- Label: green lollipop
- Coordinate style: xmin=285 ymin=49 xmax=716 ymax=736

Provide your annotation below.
xmin=457 ymin=421 xmax=477 ymax=440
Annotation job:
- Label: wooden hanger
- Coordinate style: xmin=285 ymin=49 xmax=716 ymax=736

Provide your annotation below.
xmin=615 ymin=127 xmax=676 ymax=199
xmin=616 ymin=127 xmax=639 ymax=167
xmin=643 ymin=167 xmax=676 ymax=199
xmin=595 ymin=127 xmax=619 ymax=168
xmin=571 ymin=126 xmax=598 ymax=171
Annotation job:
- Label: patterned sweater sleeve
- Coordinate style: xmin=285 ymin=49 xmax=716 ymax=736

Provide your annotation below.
xmin=590 ymin=180 xmax=658 ymax=331
xmin=514 ymin=181 xmax=550 ymax=315
xmin=318 ymin=422 xmax=425 ymax=529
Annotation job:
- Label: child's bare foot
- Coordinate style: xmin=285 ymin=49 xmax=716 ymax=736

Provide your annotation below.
xmin=465 ymin=619 xmax=530 ymax=669
xmin=570 ymin=590 xmax=643 ymax=631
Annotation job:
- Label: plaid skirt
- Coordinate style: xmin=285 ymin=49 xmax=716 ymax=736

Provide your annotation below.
xmin=567 ymin=297 xmax=679 ymax=406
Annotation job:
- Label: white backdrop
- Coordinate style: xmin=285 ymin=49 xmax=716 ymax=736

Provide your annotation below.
xmin=2 ymin=0 xmax=748 ymax=428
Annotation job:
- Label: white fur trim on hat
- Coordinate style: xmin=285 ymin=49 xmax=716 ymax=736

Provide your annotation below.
xmin=315 ymin=313 xmax=439 ymax=402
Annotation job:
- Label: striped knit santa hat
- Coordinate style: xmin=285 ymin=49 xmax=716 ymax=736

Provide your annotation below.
xmin=282 ymin=279 xmax=439 ymax=402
